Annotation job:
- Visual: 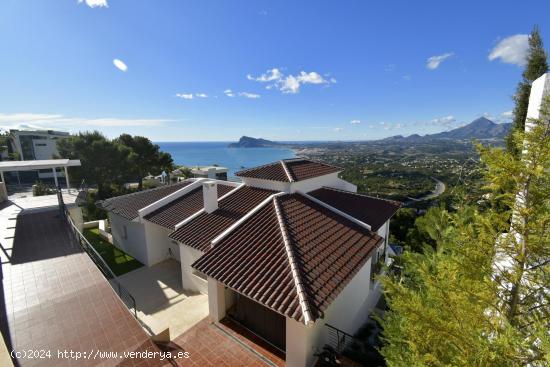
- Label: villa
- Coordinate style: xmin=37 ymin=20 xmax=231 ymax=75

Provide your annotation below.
xmin=100 ymin=158 xmax=401 ymax=367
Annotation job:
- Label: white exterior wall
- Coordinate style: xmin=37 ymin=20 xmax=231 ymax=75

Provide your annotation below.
xmin=286 ymin=258 xmax=379 ymax=367
xmin=143 ymin=221 xmax=180 ymax=266
xmin=526 ymin=73 xmax=550 ymax=126
xmin=376 ymin=220 xmax=389 ymax=241
xmin=179 ymin=244 xmax=208 ymax=293
xmin=241 ymin=173 xmax=357 ymax=194
xmin=207 ymin=278 xmax=226 ymax=322
xmin=67 ymin=206 xmax=84 ymax=232
xmin=109 ymin=212 xmax=148 ymax=266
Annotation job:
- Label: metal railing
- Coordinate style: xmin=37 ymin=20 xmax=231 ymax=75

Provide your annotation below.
xmin=59 ymin=192 xmax=138 ymax=320
xmin=325 ymin=323 xmax=358 ymax=354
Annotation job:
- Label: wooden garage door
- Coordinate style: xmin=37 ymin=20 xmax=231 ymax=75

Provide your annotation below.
xmin=232 ymin=294 xmax=286 ymax=352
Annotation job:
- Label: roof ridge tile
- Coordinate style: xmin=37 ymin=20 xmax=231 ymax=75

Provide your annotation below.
xmin=273 ymin=195 xmax=314 ymax=325
xmin=280 ymin=160 xmax=295 ymax=182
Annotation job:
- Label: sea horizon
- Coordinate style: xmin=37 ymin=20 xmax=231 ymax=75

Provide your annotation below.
xmin=156 ymin=141 xmax=296 ymax=176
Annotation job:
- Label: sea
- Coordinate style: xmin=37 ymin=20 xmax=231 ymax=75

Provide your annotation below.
xmin=156 ymin=142 xmax=296 ymax=177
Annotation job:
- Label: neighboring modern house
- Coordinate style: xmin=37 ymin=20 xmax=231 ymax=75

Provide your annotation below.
xmin=100 ymin=158 xmax=401 ymax=367
xmin=190 ymin=165 xmax=229 ymax=180
xmin=8 ymin=129 xmax=70 ymax=179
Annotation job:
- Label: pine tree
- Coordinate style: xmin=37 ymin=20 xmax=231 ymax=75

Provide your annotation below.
xmin=380 ymin=97 xmax=550 ymax=366
xmin=506 ymin=26 xmax=548 ymax=156
xmin=483 ymin=95 xmax=550 ymax=364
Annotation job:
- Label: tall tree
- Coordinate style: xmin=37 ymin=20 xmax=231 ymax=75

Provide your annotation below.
xmin=114 ymin=134 xmax=174 ymax=189
xmin=380 ymin=97 xmax=550 ymax=366
xmin=506 ymin=26 xmax=548 ymax=156
xmin=56 ymin=131 xmax=133 ymax=198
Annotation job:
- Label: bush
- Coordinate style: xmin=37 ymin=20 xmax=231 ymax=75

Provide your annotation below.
xmin=32 ymin=181 xmax=54 ymax=196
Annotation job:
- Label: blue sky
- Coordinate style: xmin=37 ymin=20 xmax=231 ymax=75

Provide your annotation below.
xmin=0 ymin=0 xmax=549 ymax=141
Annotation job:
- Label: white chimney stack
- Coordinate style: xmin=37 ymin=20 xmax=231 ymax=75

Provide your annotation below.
xmin=203 ymin=181 xmax=218 ymax=213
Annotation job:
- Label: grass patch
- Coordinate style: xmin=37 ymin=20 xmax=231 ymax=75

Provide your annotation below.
xmin=83 ymin=228 xmax=143 ymax=276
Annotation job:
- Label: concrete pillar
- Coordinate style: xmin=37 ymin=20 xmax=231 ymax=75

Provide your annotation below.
xmin=64 ymin=166 xmax=70 ymax=192
xmin=207 ymin=277 xmax=226 ymax=322
xmin=286 ymin=318 xmax=312 ymax=367
xmin=52 ymin=167 xmax=59 ymax=188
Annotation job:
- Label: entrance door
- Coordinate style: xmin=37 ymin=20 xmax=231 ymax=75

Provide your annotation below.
xmin=231 ymin=294 xmax=286 ymax=352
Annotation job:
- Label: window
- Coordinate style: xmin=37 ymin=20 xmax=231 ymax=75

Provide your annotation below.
xmin=370 ymin=248 xmax=385 ymax=282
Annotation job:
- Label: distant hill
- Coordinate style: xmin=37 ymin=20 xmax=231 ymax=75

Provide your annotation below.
xmin=383 ymin=117 xmax=511 ymax=142
xmin=228 ymin=136 xmax=282 ymax=148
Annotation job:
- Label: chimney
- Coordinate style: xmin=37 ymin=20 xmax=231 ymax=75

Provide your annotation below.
xmin=203 ymin=181 xmax=218 ymax=213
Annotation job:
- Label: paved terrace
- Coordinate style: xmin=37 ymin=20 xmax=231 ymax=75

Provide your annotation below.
xmin=0 ymin=195 xmax=286 ymax=366
xmin=0 ymin=203 xmax=168 ymax=366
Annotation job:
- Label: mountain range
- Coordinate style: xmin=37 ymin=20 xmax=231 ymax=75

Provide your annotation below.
xmin=229 ymin=117 xmax=511 ymax=148
xmin=382 ymin=117 xmax=511 ymax=142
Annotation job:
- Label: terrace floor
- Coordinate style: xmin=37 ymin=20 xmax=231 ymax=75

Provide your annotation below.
xmin=171 ymin=318 xmax=285 ymax=367
xmin=6 ymin=190 xmax=78 ymax=213
xmin=116 ymin=260 xmax=209 ymax=339
xmin=0 ymin=206 xmax=168 ymax=366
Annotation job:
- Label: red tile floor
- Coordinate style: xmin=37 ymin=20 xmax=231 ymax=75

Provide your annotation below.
xmin=169 ymin=318 xmax=285 ymax=367
xmin=0 ymin=209 xmax=169 ymax=366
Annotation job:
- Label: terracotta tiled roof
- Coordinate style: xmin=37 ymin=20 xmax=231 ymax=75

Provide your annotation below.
xmin=99 ymin=181 xmax=193 ymax=221
xmin=169 ymin=186 xmax=277 ymax=251
xmin=235 ymin=158 xmax=342 ymax=182
xmin=284 ymin=159 xmax=342 ymax=181
xmin=192 ymin=193 xmax=383 ymax=323
xmin=308 ymin=187 xmax=402 ymax=231
xmin=144 ymin=184 xmax=235 ymax=229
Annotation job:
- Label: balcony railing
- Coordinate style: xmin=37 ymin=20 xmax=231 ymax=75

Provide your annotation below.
xmin=325 ymin=323 xmax=358 ymax=354
xmin=59 ymin=190 xmax=138 ymax=320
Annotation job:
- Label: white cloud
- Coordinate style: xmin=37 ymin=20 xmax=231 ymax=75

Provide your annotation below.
xmin=426 ymin=53 xmax=454 ymax=70
xmin=78 ymin=0 xmax=108 ymax=8
xmin=248 ymin=68 xmax=336 ymax=94
xmin=296 ymin=71 xmax=327 ymax=84
xmin=0 ymin=113 xmax=63 ymax=123
xmin=280 ymin=75 xmax=301 ymax=94
xmin=431 ymin=115 xmax=456 ymax=126
xmin=0 ymin=112 xmax=171 ymax=129
xmin=73 ymin=118 xmax=168 ymax=127
xmin=333 ymin=127 xmax=344 ymax=132
xmin=247 ymin=68 xmax=282 ymax=82
xmin=501 ymin=111 xmax=513 ymax=118
xmin=379 ymin=121 xmax=406 ymax=131
xmin=239 ymin=92 xmax=260 ymax=99
xmin=175 ymin=93 xmax=208 ymax=99
xmin=479 ymin=111 xmax=514 ymax=124
xmin=224 ymin=89 xmax=235 ymax=97
xmin=402 ymin=75 xmax=412 ymax=81
xmin=350 ymin=120 xmax=361 ymax=125
xmin=176 ymin=93 xmax=194 ymax=100
xmin=488 ymin=34 xmax=529 ymax=66
xmin=113 ymin=59 xmax=127 ymax=72
xmin=259 ymin=10 xmax=268 ymax=16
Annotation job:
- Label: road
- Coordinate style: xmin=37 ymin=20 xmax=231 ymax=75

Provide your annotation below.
xmin=405 ymin=177 xmax=446 ymax=204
